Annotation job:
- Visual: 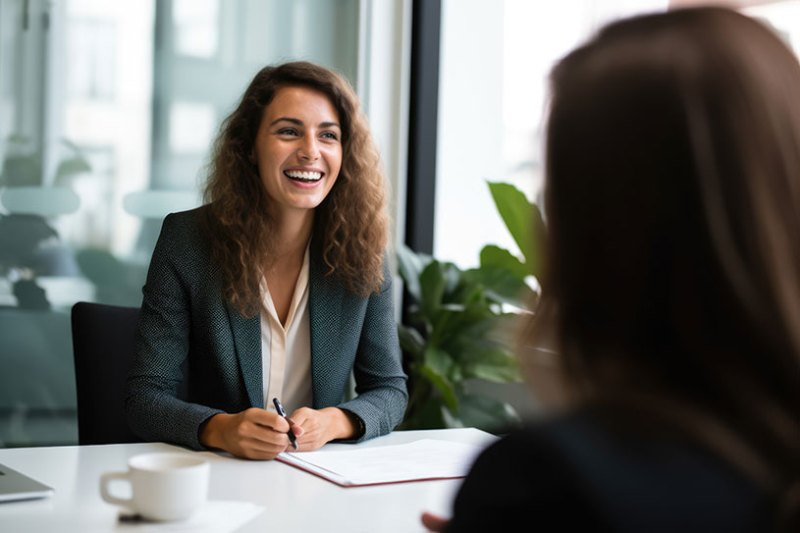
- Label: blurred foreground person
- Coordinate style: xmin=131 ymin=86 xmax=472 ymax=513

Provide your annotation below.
xmin=424 ymin=7 xmax=800 ymax=532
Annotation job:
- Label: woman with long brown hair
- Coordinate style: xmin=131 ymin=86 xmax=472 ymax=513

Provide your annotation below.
xmin=424 ymin=7 xmax=799 ymax=531
xmin=126 ymin=61 xmax=407 ymax=459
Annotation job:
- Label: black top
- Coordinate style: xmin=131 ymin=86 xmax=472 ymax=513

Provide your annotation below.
xmin=447 ymin=409 xmax=770 ymax=532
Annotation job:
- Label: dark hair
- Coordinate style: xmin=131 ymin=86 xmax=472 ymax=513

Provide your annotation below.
xmin=529 ymin=7 xmax=800 ymax=529
xmin=204 ymin=61 xmax=388 ymax=317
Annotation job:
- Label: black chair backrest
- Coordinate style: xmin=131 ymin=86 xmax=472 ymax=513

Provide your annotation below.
xmin=71 ymin=301 xmax=142 ymax=445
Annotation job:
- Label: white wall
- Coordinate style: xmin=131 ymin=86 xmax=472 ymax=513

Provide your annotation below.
xmin=358 ymin=0 xmax=412 ymax=254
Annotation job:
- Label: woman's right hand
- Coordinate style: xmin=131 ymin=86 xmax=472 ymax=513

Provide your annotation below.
xmin=200 ymin=408 xmax=303 ymax=460
xmin=421 ymin=512 xmax=450 ymax=532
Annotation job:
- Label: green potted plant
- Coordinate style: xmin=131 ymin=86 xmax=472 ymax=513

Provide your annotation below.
xmin=397 ymin=181 xmax=545 ymax=432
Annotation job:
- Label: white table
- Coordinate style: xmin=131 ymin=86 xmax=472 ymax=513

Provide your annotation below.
xmin=0 ymin=428 xmax=496 ymax=532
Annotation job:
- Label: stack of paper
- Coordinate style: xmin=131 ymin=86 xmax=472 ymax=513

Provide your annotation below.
xmin=277 ymin=439 xmax=484 ymax=487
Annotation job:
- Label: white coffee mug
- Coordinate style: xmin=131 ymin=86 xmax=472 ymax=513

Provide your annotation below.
xmin=100 ymin=452 xmax=210 ymax=521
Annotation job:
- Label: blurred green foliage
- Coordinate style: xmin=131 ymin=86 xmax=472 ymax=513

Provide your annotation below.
xmin=397 ymin=181 xmax=546 ymax=433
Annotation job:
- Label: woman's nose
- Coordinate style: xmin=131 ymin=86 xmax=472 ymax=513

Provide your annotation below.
xmin=298 ymin=136 xmax=320 ymax=161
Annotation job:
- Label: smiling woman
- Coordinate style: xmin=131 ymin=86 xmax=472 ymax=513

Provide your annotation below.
xmin=125 ymin=61 xmax=408 ymax=461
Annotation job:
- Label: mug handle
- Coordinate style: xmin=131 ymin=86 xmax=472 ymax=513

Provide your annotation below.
xmin=100 ymin=471 xmax=133 ymax=508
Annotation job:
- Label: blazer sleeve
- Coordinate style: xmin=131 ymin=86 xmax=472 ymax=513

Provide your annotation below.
xmin=125 ymin=212 xmax=223 ymax=450
xmin=336 ymin=261 xmax=409 ymax=441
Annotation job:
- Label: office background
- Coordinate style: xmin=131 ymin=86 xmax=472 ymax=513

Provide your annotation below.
xmin=1 ymin=0 xmax=797 ymax=447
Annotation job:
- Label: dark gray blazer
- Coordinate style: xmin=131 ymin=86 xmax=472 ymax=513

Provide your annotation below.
xmin=125 ymin=206 xmax=408 ymax=450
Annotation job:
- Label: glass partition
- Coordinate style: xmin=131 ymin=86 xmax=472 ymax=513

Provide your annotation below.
xmin=0 ymin=0 xmax=359 ymax=447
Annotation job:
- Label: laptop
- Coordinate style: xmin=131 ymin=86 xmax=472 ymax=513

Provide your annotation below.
xmin=0 ymin=463 xmax=54 ymax=502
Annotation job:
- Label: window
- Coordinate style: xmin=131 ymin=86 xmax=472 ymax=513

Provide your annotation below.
xmin=434 ymin=0 xmax=669 ymax=269
xmin=432 ymin=0 xmax=799 ymax=269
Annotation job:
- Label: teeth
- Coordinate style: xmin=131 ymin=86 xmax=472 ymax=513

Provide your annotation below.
xmin=285 ymin=170 xmax=322 ymax=181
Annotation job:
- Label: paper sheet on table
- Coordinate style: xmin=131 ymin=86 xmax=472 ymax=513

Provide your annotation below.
xmin=115 ymin=500 xmax=264 ymax=532
xmin=276 ymin=439 xmax=484 ymax=487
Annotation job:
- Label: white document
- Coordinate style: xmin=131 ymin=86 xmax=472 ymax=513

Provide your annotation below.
xmin=276 ymin=439 xmax=484 ymax=487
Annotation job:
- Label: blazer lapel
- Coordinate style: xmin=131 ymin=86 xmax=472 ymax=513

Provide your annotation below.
xmin=309 ymin=248 xmax=345 ymax=407
xmin=226 ymin=304 xmax=263 ymax=408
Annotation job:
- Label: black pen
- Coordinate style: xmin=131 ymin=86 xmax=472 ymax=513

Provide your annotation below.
xmin=272 ymin=397 xmax=298 ymax=450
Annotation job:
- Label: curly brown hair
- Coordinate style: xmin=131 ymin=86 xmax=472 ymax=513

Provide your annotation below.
xmin=203 ymin=61 xmax=388 ymax=317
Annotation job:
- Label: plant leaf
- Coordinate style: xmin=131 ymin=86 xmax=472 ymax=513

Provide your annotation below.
xmin=465 ymin=349 xmax=522 ymax=383
xmin=479 ymin=244 xmax=527 ymax=278
xmin=429 ymin=299 xmax=495 ymax=350
xmin=397 ymin=324 xmax=425 ymax=360
xmin=441 ymin=406 xmax=466 ymax=428
xmin=424 ymin=344 xmax=450 ymax=369
xmin=456 ymin=392 xmax=521 ymax=433
xmin=487 ymin=181 xmax=545 ymax=279
xmin=465 ymin=265 xmax=536 ymax=308
xmin=441 ymin=261 xmax=462 ymax=295
xmin=398 ymin=397 xmax=447 ymax=430
xmin=419 ymin=260 xmax=447 ymax=320
xmin=420 ymin=348 xmax=458 ymax=411
xmin=396 ymin=244 xmax=428 ymax=302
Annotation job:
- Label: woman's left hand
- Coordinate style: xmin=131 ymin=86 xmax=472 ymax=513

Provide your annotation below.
xmin=288 ymin=407 xmax=356 ymax=450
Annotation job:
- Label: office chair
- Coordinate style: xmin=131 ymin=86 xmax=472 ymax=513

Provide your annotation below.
xmin=70 ymin=301 xmax=142 ymax=445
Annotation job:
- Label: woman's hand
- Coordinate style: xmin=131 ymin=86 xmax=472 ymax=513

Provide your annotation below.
xmin=200 ymin=408 xmax=304 ymax=460
xmin=421 ymin=512 xmax=450 ymax=532
xmin=287 ymin=407 xmax=356 ymax=451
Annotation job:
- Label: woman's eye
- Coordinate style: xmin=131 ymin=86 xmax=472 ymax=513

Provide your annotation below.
xmin=278 ymin=128 xmax=299 ymax=136
xmin=321 ymin=131 xmax=339 ymax=141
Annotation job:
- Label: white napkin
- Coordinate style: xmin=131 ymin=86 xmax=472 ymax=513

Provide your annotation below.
xmin=114 ymin=500 xmax=264 ymax=532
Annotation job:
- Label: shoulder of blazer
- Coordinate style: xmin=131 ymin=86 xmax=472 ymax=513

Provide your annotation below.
xmin=161 ymin=205 xmax=211 ymax=240
xmin=154 ymin=205 xmax=219 ymax=287
xmin=158 ymin=206 xmax=214 ymax=257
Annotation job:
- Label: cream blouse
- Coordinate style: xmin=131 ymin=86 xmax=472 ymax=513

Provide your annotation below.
xmin=259 ymin=246 xmax=313 ymax=414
